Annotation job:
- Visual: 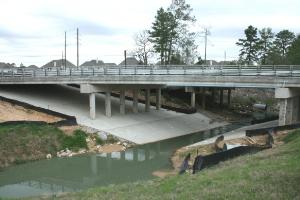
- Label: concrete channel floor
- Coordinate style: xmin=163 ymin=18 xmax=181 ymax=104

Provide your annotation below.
xmin=0 ymin=85 xmax=227 ymax=144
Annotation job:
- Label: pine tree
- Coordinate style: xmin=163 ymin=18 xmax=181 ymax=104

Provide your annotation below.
xmin=274 ymin=30 xmax=295 ymax=63
xmin=258 ymin=28 xmax=274 ymax=65
xmin=236 ymin=25 xmax=260 ymax=65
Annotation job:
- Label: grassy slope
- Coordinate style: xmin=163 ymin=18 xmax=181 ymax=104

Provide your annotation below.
xmin=0 ymin=123 xmax=87 ymax=169
xmin=37 ymin=130 xmax=300 ymax=200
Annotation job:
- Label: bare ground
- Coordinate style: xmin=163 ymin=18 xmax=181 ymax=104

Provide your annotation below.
xmin=0 ymin=100 xmax=62 ymax=123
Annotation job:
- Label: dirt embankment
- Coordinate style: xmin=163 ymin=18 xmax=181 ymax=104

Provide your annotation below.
xmin=0 ymin=100 xmax=62 ymax=123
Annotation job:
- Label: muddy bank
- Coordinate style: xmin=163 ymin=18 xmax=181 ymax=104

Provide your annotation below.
xmin=170 ymin=130 xmax=289 ymax=174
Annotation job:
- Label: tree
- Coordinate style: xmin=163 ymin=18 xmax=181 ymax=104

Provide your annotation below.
xmin=236 ymin=25 xmax=260 ymax=64
xmin=274 ymin=30 xmax=295 ymax=63
xmin=149 ymin=0 xmax=196 ymax=65
xmin=149 ymin=8 xmax=177 ymax=65
xmin=287 ymin=35 xmax=300 ymax=64
xmin=258 ymin=28 xmax=274 ymax=65
xmin=133 ymin=30 xmax=153 ymax=65
xmin=177 ymin=32 xmax=198 ymax=64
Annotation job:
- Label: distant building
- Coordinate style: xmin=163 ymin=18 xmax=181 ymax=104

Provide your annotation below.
xmin=0 ymin=62 xmax=15 ymax=69
xmin=81 ymin=59 xmax=105 ymax=67
xmin=119 ymin=57 xmax=142 ymax=66
xmin=42 ymin=59 xmax=75 ymax=70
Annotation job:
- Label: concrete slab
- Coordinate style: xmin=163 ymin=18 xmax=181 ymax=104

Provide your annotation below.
xmin=188 ymin=120 xmax=278 ymax=148
xmin=0 ymin=85 xmax=227 ymax=144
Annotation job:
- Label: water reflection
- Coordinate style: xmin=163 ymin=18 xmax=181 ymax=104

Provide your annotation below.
xmin=0 ymin=121 xmax=248 ymax=198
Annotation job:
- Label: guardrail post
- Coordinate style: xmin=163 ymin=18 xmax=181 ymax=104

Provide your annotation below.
xmin=167 ymin=66 xmax=169 ymax=74
xmin=12 ymin=70 xmax=14 ymax=77
xmin=70 ymin=68 xmax=72 ymax=76
xmin=119 ymin=67 xmax=121 ymax=75
xmin=81 ymin=67 xmax=83 ymax=76
xmin=44 ymin=69 xmax=47 ymax=77
xmin=134 ymin=66 xmax=137 ymax=75
xmin=1 ymin=70 xmax=3 ymax=78
xmin=273 ymin=65 xmax=276 ymax=76
xmin=183 ymin=66 xmax=186 ymax=75
xmin=22 ymin=69 xmax=24 ymax=78
xmin=238 ymin=65 xmax=241 ymax=76
xmin=93 ymin=68 xmax=95 ymax=76
xmin=33 ymin=70 xmax=36 ymax=77
xmin=290 ymin=65 xmax=293 ymax=77
xmin=150 ymin=66 xmax=153 ymax=75
xmin=57 ymin=68 xmax=59 ymax=76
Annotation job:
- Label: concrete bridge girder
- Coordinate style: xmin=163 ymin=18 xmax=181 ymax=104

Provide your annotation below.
xmin=80 ymin=84 xmax=164 ymax=119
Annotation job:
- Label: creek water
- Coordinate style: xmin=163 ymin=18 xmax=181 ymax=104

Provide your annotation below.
xmin=0 ymin=121 xmax=249 ymax=198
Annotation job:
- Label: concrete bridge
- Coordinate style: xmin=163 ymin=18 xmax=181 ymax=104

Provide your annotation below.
xmin=1 ymin=65 xmax=300 ymax=126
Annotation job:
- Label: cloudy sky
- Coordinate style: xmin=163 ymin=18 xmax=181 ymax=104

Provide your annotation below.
xmin=0 ymin=0 xmax=299 ymax=66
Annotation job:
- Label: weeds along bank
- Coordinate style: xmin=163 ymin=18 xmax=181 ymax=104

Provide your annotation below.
xmin=0 ymin=123 xmax=127 ymax=170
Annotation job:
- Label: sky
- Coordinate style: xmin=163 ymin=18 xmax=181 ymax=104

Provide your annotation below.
xmin=0 ymin=0 xmax=299 ymax=66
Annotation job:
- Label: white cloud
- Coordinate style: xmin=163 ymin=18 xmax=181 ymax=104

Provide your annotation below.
xmin=0 ymin=0 xmax=299 ymax=66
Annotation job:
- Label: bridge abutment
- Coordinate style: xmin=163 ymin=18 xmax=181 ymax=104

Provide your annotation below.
xmin=275 ymin=88 xmax=300 ymax=125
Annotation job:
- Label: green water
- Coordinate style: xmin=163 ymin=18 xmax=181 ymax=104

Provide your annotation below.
xmin=0 ymin=122 xmax=248 ymax=198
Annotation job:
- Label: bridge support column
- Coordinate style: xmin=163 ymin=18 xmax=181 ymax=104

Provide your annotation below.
xmin=145 ymin=89 xmax=150 ymax=112
xmin=191 ymin=91 xmax=196 ymax=108
xmin=105 ymin=91 xmax=111 ymax=117
xmin=211 ymin=88 xmax=215 ymax=104
xmin=89 ymin=93 xmax=96 ymax=119
xmin=275 ymin=88 xmax=300 ymax=125
xmin=202 ymin=88 xmax=206 ymax=109
xmin=219 ymin=89 xmax=224 ymax=107
xmin=156 ymin=88 xmax=161 ymax=110
xmin=120 ymin=90 xmax=125 ymax=115
xmin=227 ymin=89 xmax=231 ymax=107
xmin=132 ymin=89 xmax=138 ymax=113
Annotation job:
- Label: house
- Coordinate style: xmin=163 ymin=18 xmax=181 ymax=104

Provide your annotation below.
xmin=81 ymin=59 xmax=105 ymax=67
xmin=0 ymin=62 xmax=16 ymax=72
xmin=41 ymin=59 xmax=75 ymax=70
xmin=119 ymin=57 xmax=142 ymax=66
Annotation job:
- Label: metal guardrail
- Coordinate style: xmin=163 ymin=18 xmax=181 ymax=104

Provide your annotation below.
xmin=1 ymin=65 xmax=300 ymax=79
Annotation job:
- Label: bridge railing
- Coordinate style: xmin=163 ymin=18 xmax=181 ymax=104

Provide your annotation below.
xmin=1 ymin=65 xmax=300 ymax=79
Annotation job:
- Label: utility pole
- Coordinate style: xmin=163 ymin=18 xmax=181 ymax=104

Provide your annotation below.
xmin=64 ymin=31 xmax=67 ymax=69
xmin=77 ymin=28 xmax=79 ymax=67
xmin=204 ymin=28 xmax=208 ymax=65
xmin=62 ymin=51 xmax=64 ymax=68
xmin=124 ymin=50 xmax=127 ymax=67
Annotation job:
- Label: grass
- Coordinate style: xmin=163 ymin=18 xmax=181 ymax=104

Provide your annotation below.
xmin=62 ymin=129 xmax=87 ymax=151
xmin=0 ymin=123 xmax=87 ymax=169
xmin=28 ymin=129 xmax=300 ymax=200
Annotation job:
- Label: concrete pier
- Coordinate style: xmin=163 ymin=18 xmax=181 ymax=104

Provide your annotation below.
xmin=120 ymin=90 xmax=125 ymax=115
xmin=89 ymin=93 xmax=96 ymax=119
xmin=191 ymin=91 xmax=196 ymax=108
xmin=227 ymin=89 xmax=231 ymax=107
xmin=132 ymin=89 xmax=138 ymax=113
xmin=156 ymin=88 xmax=161 ymax=110
xmin=219 ymin=89 xmax=224 ymax=107
xmin=275 ymin=88 xmax=300 ymax=125
xmin=202 ymin=88 xmax=206 ymax=109
xmin=105 ymin=92 xmax=111 ymax=117
xmin=145 ymin=89 xmax=150 ymax=112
